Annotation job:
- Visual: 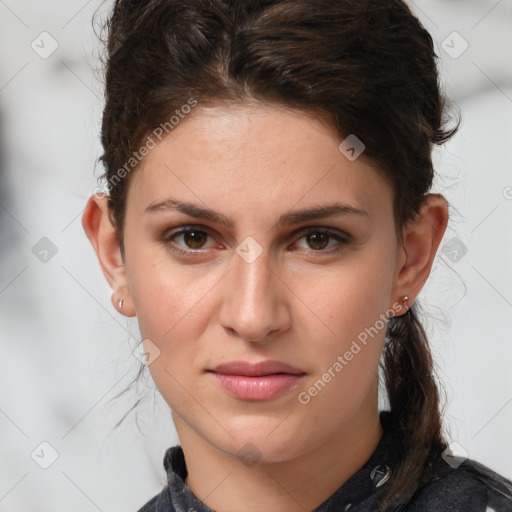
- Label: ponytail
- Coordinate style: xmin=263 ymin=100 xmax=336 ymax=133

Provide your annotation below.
xmin=377 ymin=302 xmax=447 ymax=511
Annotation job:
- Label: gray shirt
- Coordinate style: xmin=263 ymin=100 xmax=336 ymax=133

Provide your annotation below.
xmin=136 ymin=410 xmax=512 ymax=511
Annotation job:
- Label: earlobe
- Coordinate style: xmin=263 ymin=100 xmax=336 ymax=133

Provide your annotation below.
xmin=81 ymin=193 xmax=136 ymax=317
xmin=391 ymin=194 xmax=449 ymax=315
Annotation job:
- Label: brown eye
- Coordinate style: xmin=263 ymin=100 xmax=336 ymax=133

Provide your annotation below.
xmin=306 ymin=232 xmax=330 ymax=250
xmin=162 ymin=226 xmax=216 ymax=253
xmin=295 ymin=228 xmax=350 ymax=253
xmin=182 ymin=230 xmax=209 ymax=249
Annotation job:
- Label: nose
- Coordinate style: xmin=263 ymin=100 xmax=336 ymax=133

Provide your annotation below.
xmin=218 ymin=248 xmax=292 ymax=343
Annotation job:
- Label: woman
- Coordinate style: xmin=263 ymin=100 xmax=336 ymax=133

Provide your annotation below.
xmin=82 ymin=0 xmax=512 ymax=510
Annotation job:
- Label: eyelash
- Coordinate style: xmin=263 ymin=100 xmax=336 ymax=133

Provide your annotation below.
xmin=160 ymin=225 xmax=351 ymax=257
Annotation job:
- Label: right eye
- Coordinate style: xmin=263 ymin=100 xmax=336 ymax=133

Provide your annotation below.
xmin=161 ymin=225 xmax=220 ymax=255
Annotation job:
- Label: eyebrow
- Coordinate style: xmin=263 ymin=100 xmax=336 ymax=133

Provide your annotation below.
xmin=144 ymin=197 xmax=369 ymax=227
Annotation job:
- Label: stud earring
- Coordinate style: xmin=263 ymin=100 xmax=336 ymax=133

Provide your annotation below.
xmin=402 ymin=295 xmax=409 ymax=312
xmin=118 ymin=298 xmax=124 ymax=310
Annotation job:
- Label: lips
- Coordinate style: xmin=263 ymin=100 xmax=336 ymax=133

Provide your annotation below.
xmin=208 ymin=360 xmax=306 ymax=401
xmin=209 ymin=360 xmax=305 ymax=377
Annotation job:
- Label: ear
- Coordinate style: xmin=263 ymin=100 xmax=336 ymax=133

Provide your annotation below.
xmin=81 ymin=193 xmax=136 ymax=317
xmin=391 ymin=193 xmax=449 ymax=315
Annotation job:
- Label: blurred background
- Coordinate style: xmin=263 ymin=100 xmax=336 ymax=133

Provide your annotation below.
xmin=0 ymin=0 xmax=511 ymax=510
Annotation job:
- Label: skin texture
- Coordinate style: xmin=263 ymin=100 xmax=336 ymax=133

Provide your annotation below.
xmin=82 ymin=103 xmax=448 ymax=512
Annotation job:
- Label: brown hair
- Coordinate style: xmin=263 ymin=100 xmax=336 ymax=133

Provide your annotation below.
xmin=96 ymin=0 xmax=459 ymax=509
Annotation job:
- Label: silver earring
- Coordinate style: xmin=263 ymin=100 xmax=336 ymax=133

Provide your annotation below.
xmin=118 ymin=298 xmax=124 ymax=310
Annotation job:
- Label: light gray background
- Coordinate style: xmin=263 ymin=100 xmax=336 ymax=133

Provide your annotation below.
xmin=0 ymin=1 xmax=511 ymax=510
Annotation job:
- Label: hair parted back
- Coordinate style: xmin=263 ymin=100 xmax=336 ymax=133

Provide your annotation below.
xmin=96 ymin=0 xmax=459 ymax=509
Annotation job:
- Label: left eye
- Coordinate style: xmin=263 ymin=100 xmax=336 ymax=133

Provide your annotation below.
xmin=295 ymin=229 xmax=348 ymax=251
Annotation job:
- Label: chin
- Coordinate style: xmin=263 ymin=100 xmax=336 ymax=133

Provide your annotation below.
xmin=215 ymin=422 xmax=312 ymax=465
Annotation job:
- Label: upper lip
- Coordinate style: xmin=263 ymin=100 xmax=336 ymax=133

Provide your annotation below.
xmin=209 ymin=360 xmax=305 ymax=376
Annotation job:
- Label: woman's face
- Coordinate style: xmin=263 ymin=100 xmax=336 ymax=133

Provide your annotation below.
xmin=121 ymin=104 xmax=406 ymax=462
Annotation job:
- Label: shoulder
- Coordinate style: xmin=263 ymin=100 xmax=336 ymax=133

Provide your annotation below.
xmin=408 ymin=457 xmax=512 ymax=511
xmin=136 ymin=489 xmax=172 ymax=512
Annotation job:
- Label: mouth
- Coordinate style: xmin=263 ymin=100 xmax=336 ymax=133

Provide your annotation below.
xmin=208 ymin=359 xmax=306 ymax=377
xmin=207 ymin=360 xmax=306 ymax=401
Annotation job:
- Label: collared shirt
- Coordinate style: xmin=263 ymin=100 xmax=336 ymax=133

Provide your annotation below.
xmin=136 ymin=411 xmax=512 ymax=511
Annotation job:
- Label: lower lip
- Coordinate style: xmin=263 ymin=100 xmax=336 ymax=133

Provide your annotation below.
xmin=210 ymin=372 xmax=305 ymax=401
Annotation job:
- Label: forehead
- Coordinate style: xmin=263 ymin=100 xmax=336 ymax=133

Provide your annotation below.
xmin=126 ymin=104 xmax=394 ymax=223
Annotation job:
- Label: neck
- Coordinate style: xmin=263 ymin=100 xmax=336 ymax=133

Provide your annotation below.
xmin=175 ymin=401 xmax=383 ymax=512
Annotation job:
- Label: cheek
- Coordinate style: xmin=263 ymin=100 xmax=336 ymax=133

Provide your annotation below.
xmin=125 ymin=244 xmax=226 ymax=362
xmin=300 ymin=243 xmax=396 ymax=379
xmin=130 ymin=267 xmax=213 ymax=339
xmin=126 ymin=261 xmax=220 ymax=407
xmin=314 ymin=245 xmax=396 ymax=328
